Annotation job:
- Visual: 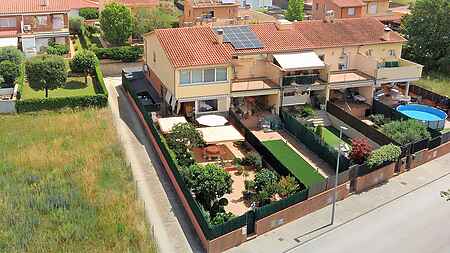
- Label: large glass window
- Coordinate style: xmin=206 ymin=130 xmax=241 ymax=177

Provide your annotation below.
xmin=36 ymin=16 xmax=48 ymax=26
xmin=368 ymin=2 xmax=377 ymax=14
xmin=192 ymin=69 xmax=203 ymax=83
xmin=203 ymin=69 xmax=215 ymax=83
xmin=216 ymin=68 xmax=227 ymax=82
xmin=347 ymin=8 xmax=355 ymax=16
xmin=180 ymin=70 xmax=191 ymax=85
xmin=198 ymin=99 xmax=218 ymax=113
xmin=0 ymin=18 xmax=16 ymax=28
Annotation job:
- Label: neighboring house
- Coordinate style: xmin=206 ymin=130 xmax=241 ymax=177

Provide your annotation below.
xmin=68 ymin=0 xmax=99 ymax=17
xmin=181 ymin=0 xmax=240 ymax=26
xmin=243 ymin=0 xmax=272 ymax=9
xmin=0 ymin=0 xmax=71 ymax=56
xmin=312 ymin=0 xmax=404 ymax=27
xmin=99 ymin=0 xmax=159 ymax=12
xmin=143 ymin=17 xmax=422 ymax=118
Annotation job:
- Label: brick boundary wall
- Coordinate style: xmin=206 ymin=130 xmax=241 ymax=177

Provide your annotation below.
xmin=411 ymin=141 xmax=450 ymax=169
xmin=355 ymin=162 xmax=395 ymax=193
xmin=256 ymin=183 xmax=350 ymax=235
xmin=124 ymin=89 xmax=210 ymax=250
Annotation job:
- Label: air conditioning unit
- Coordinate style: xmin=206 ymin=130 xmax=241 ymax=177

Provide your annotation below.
xmin=23 ymin=25 xmax=31 ymax=32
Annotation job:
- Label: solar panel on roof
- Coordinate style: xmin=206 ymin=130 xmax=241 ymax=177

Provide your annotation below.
xmin=214 ymin=26 xmax=264 ymax=50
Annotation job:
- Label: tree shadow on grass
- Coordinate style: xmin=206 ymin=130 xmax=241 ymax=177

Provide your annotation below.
xmin=63 ymin=80 xmax=88 ymax=90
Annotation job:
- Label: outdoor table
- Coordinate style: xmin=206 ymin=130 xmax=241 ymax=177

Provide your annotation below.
xmin=205 ymin=146 xmax=221 ymax=160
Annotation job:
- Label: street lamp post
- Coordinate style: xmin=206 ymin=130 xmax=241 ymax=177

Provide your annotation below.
xmin=331 ymin=126 xmax=347 ymax=225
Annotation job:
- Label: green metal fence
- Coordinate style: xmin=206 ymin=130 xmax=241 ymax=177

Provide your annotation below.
xmin=122 ymin=81 xmax=247 ymax=240
xmin=280 ymin=110 xmax=350 ymax=172
xmin=255 ymin=189 xmax=308 ymax=220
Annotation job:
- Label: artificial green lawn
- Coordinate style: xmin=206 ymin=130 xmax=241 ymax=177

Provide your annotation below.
xmin=22 ymin=76 xmax=95 ymax=99
xmin=320 ymin=126 xmax=351 ymax=149
xmin=263 ymin=140 xmax=325 ymax=187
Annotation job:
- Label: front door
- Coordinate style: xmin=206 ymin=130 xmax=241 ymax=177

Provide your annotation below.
xmin=181 ymin=101 xmax=195 ymax=119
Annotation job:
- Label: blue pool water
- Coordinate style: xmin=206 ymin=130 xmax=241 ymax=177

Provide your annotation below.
xmin=397 ymin=104 xmax=448 ymax=129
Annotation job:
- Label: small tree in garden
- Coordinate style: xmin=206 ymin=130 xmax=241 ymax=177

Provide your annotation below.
xmin=286 ymin=0 xmax=304 ymax=21
xmin=79 ymin=8 xmax=99 ymax=20
xmin=69 ymin=16 xmax=84 ymax=35
xmin=70 ymin=50 xmax=99 ymax=84
xmin=381 ymin=120 xmax=431 ymax=145
xmin=168 ymin=123 xmax=205 ymax=149
xmin=277 ymin=176 xmax=300 ymax=198
xmin=349 ymin=138 xmax=373 ymax=164
xmin=183 ymin=163 xmax=233 ymax=211
xmin=0 ymin=46 xmax=24 ymax=65
xmin=25 ymin=55 xmax=67 ymax=98
xmin=0 ymin=60 xmax=19 ymax=86
xmin=100 ymin=2 xmax=133 ymax=46
xmin=132 ymin=7 xmax=177 ymax=39
xmin=254 ymin=168 xmax=279 ymax=198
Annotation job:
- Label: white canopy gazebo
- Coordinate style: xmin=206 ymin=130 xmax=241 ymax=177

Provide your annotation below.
xmin=197 ymin=126 xmax=244 ymax=144
xmin=196 ymin=115 xmax=228 ymax=127
xmin=157 ymin=116 xmax=187 ymax=134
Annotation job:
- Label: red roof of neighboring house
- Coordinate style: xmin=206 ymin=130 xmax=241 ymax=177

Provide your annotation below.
xmin=332 ymin=0 xmax=364 ymax=7
xmin=115 ymin=0 xmax=159 ymax=7
xmin=70 ymin=0 xmax=99 ymax=9
xmin=152 ymin=18 xmax=407 ymax=68
xmin=0 ymin=0 xmax=71 ymax=15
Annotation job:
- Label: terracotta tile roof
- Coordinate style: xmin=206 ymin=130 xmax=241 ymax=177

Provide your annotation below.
xmin=152 ymin=18 xmax=407 ymax=68
xmin=332 ymin=0 xmax=364 ymax=7
xmin=117 ymin=0 xmax=159 ymax=6
xmin=70 ymin=0 xmax=99 ymax=9
xmin=154 ymin=27 xmax=232 ymax=68
xmin=294 ymin=18 xmax=406 ymax=48
xmin=0 ymin=0 xmax=71 ymax=15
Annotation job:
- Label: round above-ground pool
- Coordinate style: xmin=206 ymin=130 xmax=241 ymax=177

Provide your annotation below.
xmin=397 ymin=104 xmax=448 ymax=129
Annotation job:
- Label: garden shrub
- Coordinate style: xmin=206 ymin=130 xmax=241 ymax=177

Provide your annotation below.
xmin=369 ymin=114 xmax=390 ymax=126
xmin=100 ymin=2 xmax=133 ymax=46
xmin=0 ymin=60 xmax=19 ymax=86
xmin=167 ymin=122 xmax=205 ymax=149
xmin=79 ymin=8 xmax=99 ymax=20
xmin=381 ymin=119 xmax=431 ymax=145
xmin=93 ymin=46 xmax=143 ymax=62
xmin=70 ymin=50 xmax=99 ymax=84
xmin=16 ymin=95 xmax=108 ymax=112
xmin=210 ymin=212 xmax=235 ymax=226
xmin=93 ymin=65 xmax=108 ymax=95
xmin=350 ymin=138 xmax=373 ymax=164
xmin=254 ymin=169 xmax=278 ymax=195
xmin=47 ymin=42 xmax=69 ymax=56
xmin=241 ymin=151 xmax=263 ymax=170
xmin=366 ymin=144 xmax=401 ymax=169
xmin=277 ymin=176 xmax=300 ymax=198
xmin=0 ymin=46 xmax=24 ymax=65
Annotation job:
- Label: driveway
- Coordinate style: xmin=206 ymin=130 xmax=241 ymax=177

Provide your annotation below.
xmin=228 ymin=153 xmax=450 ymax=253
xmin=105 ymin=77 xmax=204 ymax=253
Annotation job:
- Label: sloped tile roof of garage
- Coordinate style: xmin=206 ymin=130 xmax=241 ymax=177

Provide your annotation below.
xmin=0 ymin=0 xmax=71 ymax=15
xmin=332 ymin=0 xmax=364 ymax=7
xmin=153 ymin=18 xmax=406 ymax=68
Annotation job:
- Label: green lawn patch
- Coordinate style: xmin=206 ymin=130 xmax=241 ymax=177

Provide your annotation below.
xmin=0 ymin=109 xmax=157 ymax=252
xmin=263 ymin=140 xmax=324 ymax=187
xmin=415 ymin=73 xmax=450 ymax=97
xmin=320 ymin=126 xmax=351 ymax=149
xmin=22 ymin=76 xmax=95 ymax=99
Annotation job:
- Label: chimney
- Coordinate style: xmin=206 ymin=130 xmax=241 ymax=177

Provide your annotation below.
xmin=324 ymin=10 xmax=335 ymax=23
xmin=41 ymin=0 xmax=49 ymax=6
xmin=382 ymin=25 xmax=392 ymax=41
xmin=275 ymin=19 xmax=293 ymax=31
xmin=216 ymin=28 xmax=224 ymax=44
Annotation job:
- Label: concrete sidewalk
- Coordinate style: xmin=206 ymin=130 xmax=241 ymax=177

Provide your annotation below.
xmin=105 ymin=77 xmax=203 ymax=253
xmin=227 ymin=153 xmax=450 ymax=253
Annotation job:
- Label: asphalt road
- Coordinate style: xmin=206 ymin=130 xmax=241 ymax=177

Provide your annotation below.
xmin=289 ymin=172 xmax=450 ymax=253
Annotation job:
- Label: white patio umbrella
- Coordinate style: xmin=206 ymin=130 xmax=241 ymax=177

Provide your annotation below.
xmin=196 ymin=115 xmax=228 ymax=127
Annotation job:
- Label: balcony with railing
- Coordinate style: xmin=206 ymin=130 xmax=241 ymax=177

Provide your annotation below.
xmin=282 ymin=74 xmax=323 ymax=86
xmin=376 ymin=58 xmax=423 ymax=82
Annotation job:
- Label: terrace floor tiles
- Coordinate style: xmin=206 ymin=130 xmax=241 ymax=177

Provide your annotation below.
xmin=223 ymin=170 xmax=256 ymax=216
xmin=252 ymin=130 xmax=334 ymax=178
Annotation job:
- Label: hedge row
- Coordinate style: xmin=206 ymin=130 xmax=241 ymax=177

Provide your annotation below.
xmin=93 ymin=64 xmax=108 ymax=96
xmin=16 ymin=95 xmax=107 ymax=113
xmin=93 ymin=46 xmax=143 ymax=62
